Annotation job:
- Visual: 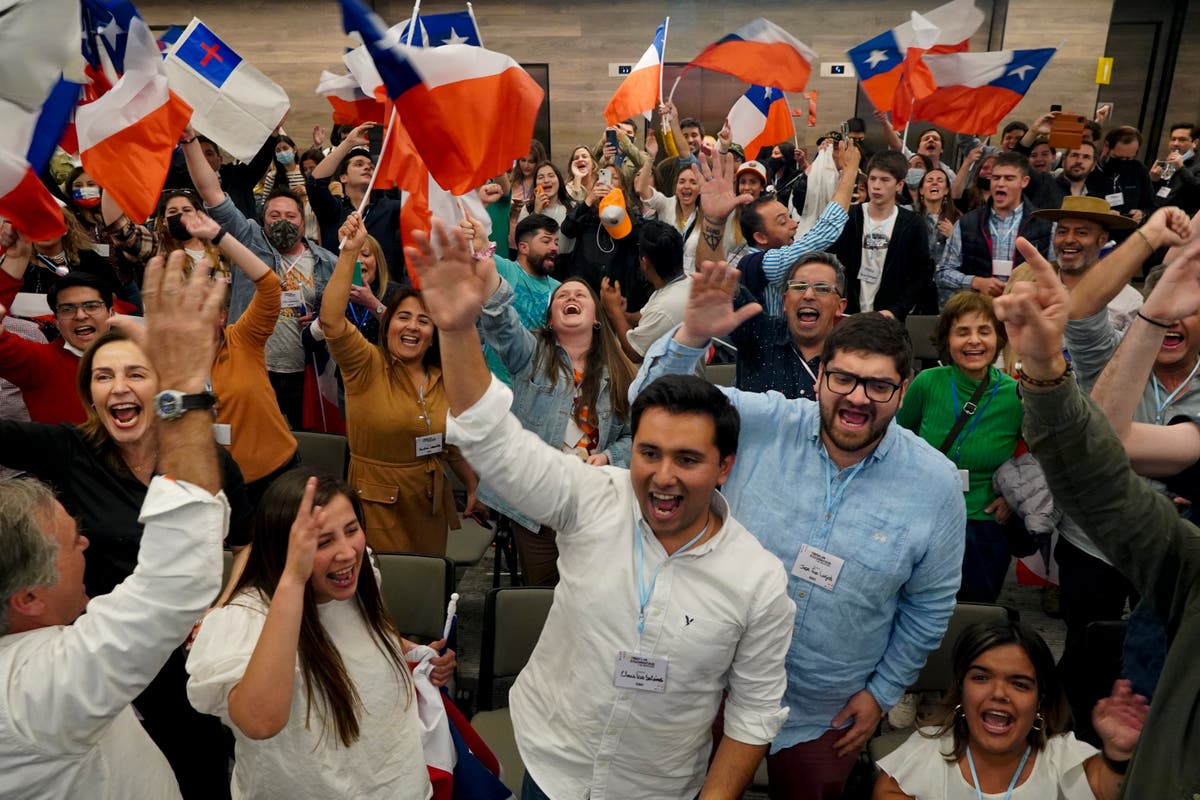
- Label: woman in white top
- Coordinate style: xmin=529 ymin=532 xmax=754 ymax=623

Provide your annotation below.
xmin=875 ymin=620 xmax=1146 ymax=800
xmin=154 ymin=189 xmax=231 ymax=280
xmin=187 ymin=471 xmax=455 ymax=800
xmin=565 ymin=145 xmax=598 ymax=204
xmin=518 ymin=161 xmax=576 ymax=257
xmin=634 ymin=145 xmax=734 ymax=275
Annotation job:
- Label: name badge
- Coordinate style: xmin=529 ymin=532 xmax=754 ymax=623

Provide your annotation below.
xmin=213 ymin=423 xmax=232 ymax=446
xmin=991 ymin=259 xmax=1013 ymax=279
xmin=280 ymin=289 xmax=305 ymax=309
xmin=791 ymin=544 xmax=845 ymax=591
xmin=959 ymin=469 xmax=970 ymax=492
xmin=415 ymin=432 xmax=443 ymax=457
xmin=1157 ymin=185 xmax=1172 ymax=199
xmin=1105 ymin=191 xmax=1125 ymax=208
xmin=859 ymin=261 xmax=883 ymax=284
xmin=614 ymin=651 xmax=668 ymax=693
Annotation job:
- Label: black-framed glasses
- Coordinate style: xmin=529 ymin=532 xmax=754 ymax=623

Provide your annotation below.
xmin=786 ymin=280 xmax=840 ymax=296
xmin=56 ymin=300 xmax=107 ymax=317
xmin=823 ymin=369 xmax=902 ymax=402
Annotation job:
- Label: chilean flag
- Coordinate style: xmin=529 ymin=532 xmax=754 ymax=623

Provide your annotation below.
xmin=316 ymin=70 xmax=387 ymax=126
xmin=340 ymin=0 xmax=544 ymax=196
xmin=894 ymin=48 xmax=1056 ymax=134
xmin=604 ymin=21 xmax=666 ymax=125
xmin=686 ymin=19 xmax=817 ymax=93
xmin=76 ymin=12 xmax=192 ymax=222
xmin=727 ymin=85 xmax=794 ymax=158
xmin=848 ymin=0 xmax=986 ymax=114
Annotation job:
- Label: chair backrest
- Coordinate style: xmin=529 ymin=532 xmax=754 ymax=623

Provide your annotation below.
xmin=374 ymin=552 xmax=455 ymax=643
xmin=904 ymin=314 xmax=941 ymax=365
xmin=293 ymin=431 xmax=348 ymax=479
xmin=477 ymin=586 xmax=555 ymax=711
xmin=705 ymin=362 xmax=737 ymax=387
xmin=911 ymin=602 xmax=1017 ymax=693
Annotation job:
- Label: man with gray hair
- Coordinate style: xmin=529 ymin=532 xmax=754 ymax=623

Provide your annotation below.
xmin=0 ymin=253 xmax=230 ymax=799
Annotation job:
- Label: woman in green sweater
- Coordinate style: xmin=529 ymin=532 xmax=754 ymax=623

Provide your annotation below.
xmin=897 ymin=291 xmax=1023 ymax=602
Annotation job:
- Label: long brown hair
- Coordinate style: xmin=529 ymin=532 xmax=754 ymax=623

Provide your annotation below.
xmin=230 ymin=471 xmax=412 ymax=747
xmin=75 ymin=329 xmax=143 ymax=476
xmin=377 ymin=287 xmax=440 ymax=366
xmin=534 ymin=278 xmax=637 ymax=423
xmin=155 ymin=190 xmax=227 ymax=278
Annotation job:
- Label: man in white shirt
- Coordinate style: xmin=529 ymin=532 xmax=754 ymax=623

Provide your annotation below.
xmin=409 ymin=222 xmax=795 ymax=800
xmin=601 ymin=220 xmax=691 ymax=362
xmin=0 ymin=253 xmax=230 ymax=799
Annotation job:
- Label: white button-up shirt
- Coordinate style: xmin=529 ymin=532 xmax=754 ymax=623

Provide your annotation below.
xmin=447 ymin=377 xmax=794 ymax=800
xmin=0 ymin=478 xmax=228 ymax=800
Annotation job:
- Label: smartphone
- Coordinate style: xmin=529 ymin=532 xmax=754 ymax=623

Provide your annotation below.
xmin=352 ymin=260 xmax=364 ymax=287
xmin=605 ymin=129 xmax=620 ymax=150
xmin=1050 ymin=104 xmax=1062 ymax=113
xmin=598 ymin=167 xmax=614 ymax=186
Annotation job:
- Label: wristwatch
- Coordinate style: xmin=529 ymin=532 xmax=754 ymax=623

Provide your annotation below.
xmin=154 ymin=390 xmax=218 ymax=421
xmin=374 ymin=304 xmax=386 ymax=316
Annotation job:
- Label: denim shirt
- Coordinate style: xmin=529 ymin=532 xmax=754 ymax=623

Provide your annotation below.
xmin=476 ymin=277 xmax=632 ymax=530
xmin=631 ymin=328 xmax=966 ymax=749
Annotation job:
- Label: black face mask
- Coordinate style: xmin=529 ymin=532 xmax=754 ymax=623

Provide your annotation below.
xmin=976 ymin=176 xmax=991 ymax=191
xmin=767 ymin=157 xmax=786 ymax=173
xmin=166 ymin=214 xmax=191 ymax=242
xmin=265 ymin=219 xmax=301 ymax=251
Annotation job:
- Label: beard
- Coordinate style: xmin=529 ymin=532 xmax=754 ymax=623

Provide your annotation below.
xmin=818 ymin=397 xmax=890 ymax=458
xmin=532 ymin=254 xmax=556 ymax=276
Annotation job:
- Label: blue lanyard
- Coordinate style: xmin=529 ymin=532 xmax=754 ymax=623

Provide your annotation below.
xmin=949 ymin=372 xmax=1003 ymax=459
xmin=822 ymin=456 xmax=865 ymax=521
xmin=347 ymin=302 xmax=370 ymax=330
xmin=966 ymin=745 xmax=1031 ymax=800
xmin=634 ymin=515 xmax=709 ymax=637
xmin=1151 ymin=358 xmax=1200 ymax=424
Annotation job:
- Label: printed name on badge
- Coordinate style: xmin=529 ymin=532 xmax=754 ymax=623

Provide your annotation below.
xmin=613 ymin=651 xmax=668 ymax=693
xmin=415 ymin=433 xmax=443 ymax=458
xmin=791 ymin=544 xmax=845 ymax=591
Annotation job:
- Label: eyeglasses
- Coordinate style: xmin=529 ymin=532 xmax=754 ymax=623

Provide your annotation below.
xmin=823 ymin=369 xmax=902 ymax=403
xmin=56 ymin=300 xmax=107 ymax=317
xmin=786 ymin=281 xmax=840 ymax=296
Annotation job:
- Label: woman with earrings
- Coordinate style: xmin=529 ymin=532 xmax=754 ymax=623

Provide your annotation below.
xmin=873 ymin=620 xmax=1147 ymax=800
xmin=463 ymin=216 xmax=635 ymax=584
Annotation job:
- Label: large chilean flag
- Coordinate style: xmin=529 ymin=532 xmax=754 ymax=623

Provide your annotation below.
xmin=686 ymin=19 xmax=816 ymax=93
xmin=727 ymin=85 xmax=794 ymax=158
xmin=848 ymin=0 xmax=985 ymax=113
xmin=604 ymin=21 xmax=666 ymax=125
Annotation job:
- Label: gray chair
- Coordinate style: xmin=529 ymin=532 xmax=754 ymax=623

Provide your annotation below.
xmin=868 ymin=602 xmax=1017 ymax=762
xmin=373 ymin=552 xmax=455 ymax=643
xmin=705 ymin=362 xmax=737 ymax=387
xmin=447 ymin=515 xmax=494 ymax=572
xmin=904 ymin=314 xmax=942 ymax=369
xmin=472 ymin=587 xmax=555 ymax=795
xmin=293 ymin=431 xmax=348 ymax=479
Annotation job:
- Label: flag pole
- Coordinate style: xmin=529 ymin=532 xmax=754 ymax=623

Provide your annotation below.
xmin=466 ymin=2 xmax=484 ymax=47
xmin=901 ymin=97 xmax=914 ymax=152
xmin=405 ymin=0 xmax=423 ymax=46
xmin=667 ymin=75 xmax=682 ymax=104
xmin=785 ymin=91 xmax=799 ymax=148
xmin=658 ymin=17 xmax=670 ymax=106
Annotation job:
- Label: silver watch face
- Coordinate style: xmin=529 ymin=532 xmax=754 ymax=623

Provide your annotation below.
xmin=156 ymin=391 xmax=183 ymax=419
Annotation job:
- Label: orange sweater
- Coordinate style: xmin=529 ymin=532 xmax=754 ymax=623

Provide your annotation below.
xmin=212 ymin=272 xmax=296 ymax=482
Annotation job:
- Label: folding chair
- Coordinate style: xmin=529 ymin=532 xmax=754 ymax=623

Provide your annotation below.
xmin=292 ymin=431 xmax=348 ymax=479
xmin=373 ymin=551 xmax=455 ymax=644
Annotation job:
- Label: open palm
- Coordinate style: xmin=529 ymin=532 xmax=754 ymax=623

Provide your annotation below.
xmin=679 ymin=260 xmax=761 ymax=346
xmin=405 ymin=221 xmax=497 ymax=332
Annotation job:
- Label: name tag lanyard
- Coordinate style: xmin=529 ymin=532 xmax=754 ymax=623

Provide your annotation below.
xmin=949 ymin=379 xmax=1003 ymax=459
xmin=634 ymin=514 xmax=709 ymax=637
xmin=822 ymin=456 xmax=865 ymax=528
xmin=417 ymin=380 xmax=433 ymax=435
xmin=1152 ymin=357 xmax=1200 ymax=424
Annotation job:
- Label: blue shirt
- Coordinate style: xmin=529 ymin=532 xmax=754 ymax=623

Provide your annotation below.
xmin=631 ymin=329 xmax=966 ymax=749
xmin=755 ymin=202 xmax=850 ymax=318
xmin=484 ymin=255 xmax=559 ymax=385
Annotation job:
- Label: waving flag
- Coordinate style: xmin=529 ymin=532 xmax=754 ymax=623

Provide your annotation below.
xmin=848 ymin=0 xmax=985 ymax=113
xmin=398 ymin=10 xmax=483 ymax=47
xmin=686 ymin=19 xmax=816 ymax=93
xmin=0 ymin=0 xmax=81 ymax=240
xmin=316 ymin=70 xmax=387 ymax=126
xmin=76 ymin=10 xmax=192 ymax=222
xmin=164 ymin=19 xmax=289 ymax=161
xmin=604 ymin=21 xmax=667 ymax=125
xmin=727 ymin=85 xmax=794 ymax=157
xmin=893 ymin=48 xmax=1057 ymax=134
xmin=340 ymin=0 xmax=543 ymax=196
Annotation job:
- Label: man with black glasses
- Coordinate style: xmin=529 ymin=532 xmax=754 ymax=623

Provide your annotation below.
xmin=633 ymin=265 xmax=965 ymax=799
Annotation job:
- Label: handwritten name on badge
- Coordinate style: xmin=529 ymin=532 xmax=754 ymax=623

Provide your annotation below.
xmin=614 ymin=651 xmax=668 ymax=693
xmin=791 ymin=544 xmax=845 ymax=591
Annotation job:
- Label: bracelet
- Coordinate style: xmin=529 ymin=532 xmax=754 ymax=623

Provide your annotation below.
xmin=703 ymin=216 xmax=727 ymax=228
xmin=471 ymin=241 xmax=497 ymax=261
xmin=1016 ymin=363 xmax=1073 ymax=388
xmin=180 ymin=137 xmax=196 ymax=145
xmin=211 ymin=227 xmax=227 ymax=246
xmin=1102 ymin=753 xmax=1130 ymax=775
xmin=1136 ymin=310 xmax=1171 ymax=329
xmin=1134 ymin=227 xmax=1156 ymax=252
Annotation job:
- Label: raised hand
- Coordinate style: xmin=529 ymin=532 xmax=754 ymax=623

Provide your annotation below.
xmin=458 ymin=213 xmax=489 ymax=252
xmin=1139 ymin=237 xmax=1200 ymax=323
xmin=677 ymin=260 xmax=761 ymax=347
xmin=282 ymin=477 xmax=326 ymax=585
xmin=992 ymin=238 xmax=1070 ymax=370
xmin=697 ymin=152 xmax=755 ymax=223
xmin=338 ymin=212 xmax=368 ymax=253
xmin=312 ymin=125 xmax=326 ymax=149
xmin=345 ymin=122 xmax=374 ymax=149
xmin=644 ymin=131 xmax=659 ymax=160
xmin=405 ymin=220 xmax=497 ymax=332
xmin=139 ymin=250 xmax=227 ymax=393
xmin=1092 ymin=679 xmax=1148 ymax=760
xmin=183 ymin=210 xmax=221 ymax=241
xmin=600 ymin=277 xmax=625 ymax=318
xmin=477 ymin=182 xmax=504 ymax=206
xmin=1141 ymin=206 xmax=1193 ymax=250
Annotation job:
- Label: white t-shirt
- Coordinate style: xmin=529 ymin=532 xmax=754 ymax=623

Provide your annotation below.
xmin=187 ymin=591 xmax=432 ymax=800
xmin=627 ymin=276 xmax=691 ymax=356
xmin=859 ymin=205 xmax=899 ymax=312
xmin=877 ymin=728 xmax=1098 ymax=800
xmin=642 ymin=190 xmax=735 ymax=275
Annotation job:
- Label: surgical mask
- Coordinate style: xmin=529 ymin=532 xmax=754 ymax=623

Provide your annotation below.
xmin=265 ymin=219 xmax=301 ymax=251
xmin=905 ymin=168 xmax=926 ymax=188
xmin=166 ymin=214 xmax=192 ymax=242
xmin=73 ymin=185 xmax=101 ymax=208
xmin=276 ymin=150 xmax=295 ymax=166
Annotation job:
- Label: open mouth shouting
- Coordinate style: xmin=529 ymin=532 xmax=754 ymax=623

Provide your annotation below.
xmin=1161 ymin=329 xmax=1186 ymax=351
xmin=794 ymin=306 xmax=822 ymax=327
xmin=836 ymin=405 xmax=872 ymax=432
xmin=648 ymin=490 xmax=683 ymax=522
xmin=326 ymin=563 xmax=357 ymax=592
xmin=562 ymin=300 xmax=583 ymax=317
xmin=72 ymin=323 xmax=99 ymax=342
xmin=107 ymin=401 xmax=143 ymax=431
xmin=978 ymin=708 xmax=1016 ymax=736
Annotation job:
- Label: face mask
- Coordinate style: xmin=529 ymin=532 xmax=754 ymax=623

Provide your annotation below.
xmin=73 ymin=186 xmax=101 ymax=208
xmin=166 ymin=214 xmax=192 ymax=242
xmin=976 ymin=176 xmax=991 ymax=191
xmin=767 ymin=157 xmax=785 ymax=172
xmin=265 ymin=219 xmax=301 ymax=251
xmin=276 ymin=150 xmax=295 ymax=166
xmin=906 ymin=168 xmax=926 ymax=188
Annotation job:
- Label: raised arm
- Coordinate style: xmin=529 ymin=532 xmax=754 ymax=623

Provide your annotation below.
xmin=311 ymin=122 xmax=374 ymax=181
xmin=875 ymin=110 xmax=903 ymax=153
xmin=951 ymin=146 xmax=982 ymax=200
xmin=318 ymin=213 xmax=367 ymax=340
xmin=182 ymin=125 xmax=224 ymax=209
xmin=184 ymin=210 xmax=271 ymax=282
xmin=695 ymin=153 xmax=755 ymax=266
xmin=830 ymin=141 xmax=862 ymax=213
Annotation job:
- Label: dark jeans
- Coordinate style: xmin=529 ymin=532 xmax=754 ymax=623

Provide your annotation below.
xmin=957 ymin=519 xmax=1010 ymax=603
xmin=766 ymin=729 xmax=861 ymax=800
xmin=513 ymin=522 xmax=559 ymax=587
xmin=268 ymin=370 xmax=305 ymax=430
xmin=521 ymin=771 xmax=552 ymax=800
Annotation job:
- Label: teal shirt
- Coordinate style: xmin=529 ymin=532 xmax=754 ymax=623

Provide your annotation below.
xmin=483 ymin=255 xmax=559 ymax=386
xmin=896 ymin=365 xmax=1023 ymax=519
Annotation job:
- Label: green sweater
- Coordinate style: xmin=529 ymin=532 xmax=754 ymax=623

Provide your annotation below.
xmin=896 ymin=365 xmax=1023 ymax=520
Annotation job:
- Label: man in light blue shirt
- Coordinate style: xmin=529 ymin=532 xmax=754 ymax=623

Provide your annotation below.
xmin=630 ymin=263 xmax=965 ymax=799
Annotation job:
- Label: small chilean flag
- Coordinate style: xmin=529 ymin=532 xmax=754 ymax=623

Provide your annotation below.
xmin=728 ymin=85 xmax=794 ymax=158
xmin=340 ymin=0 xmax=544 ymax=196
xmin=686 ymin=19 xmax=817 ymax=93
xmin=848 ymin=0 xmax=985 ymax=114
xmin=316 ymin=70 xmax=386 ymax=126
xmin=76 ymin=14 xmax=191 ymax=222
xmin=604 ymin=21 xmax=667 ymax=125
xmin=894 ymin=48 xmax=1057 ymax=134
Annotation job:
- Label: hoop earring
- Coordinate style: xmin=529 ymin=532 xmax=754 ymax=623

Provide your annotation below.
xmin=593 ymin=321 xmax=601 ymax=330
xmin=954 ymin=704 xmax=964 ymax=719
xmin=1031 ymin=712 xmax=1044 ymax=732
